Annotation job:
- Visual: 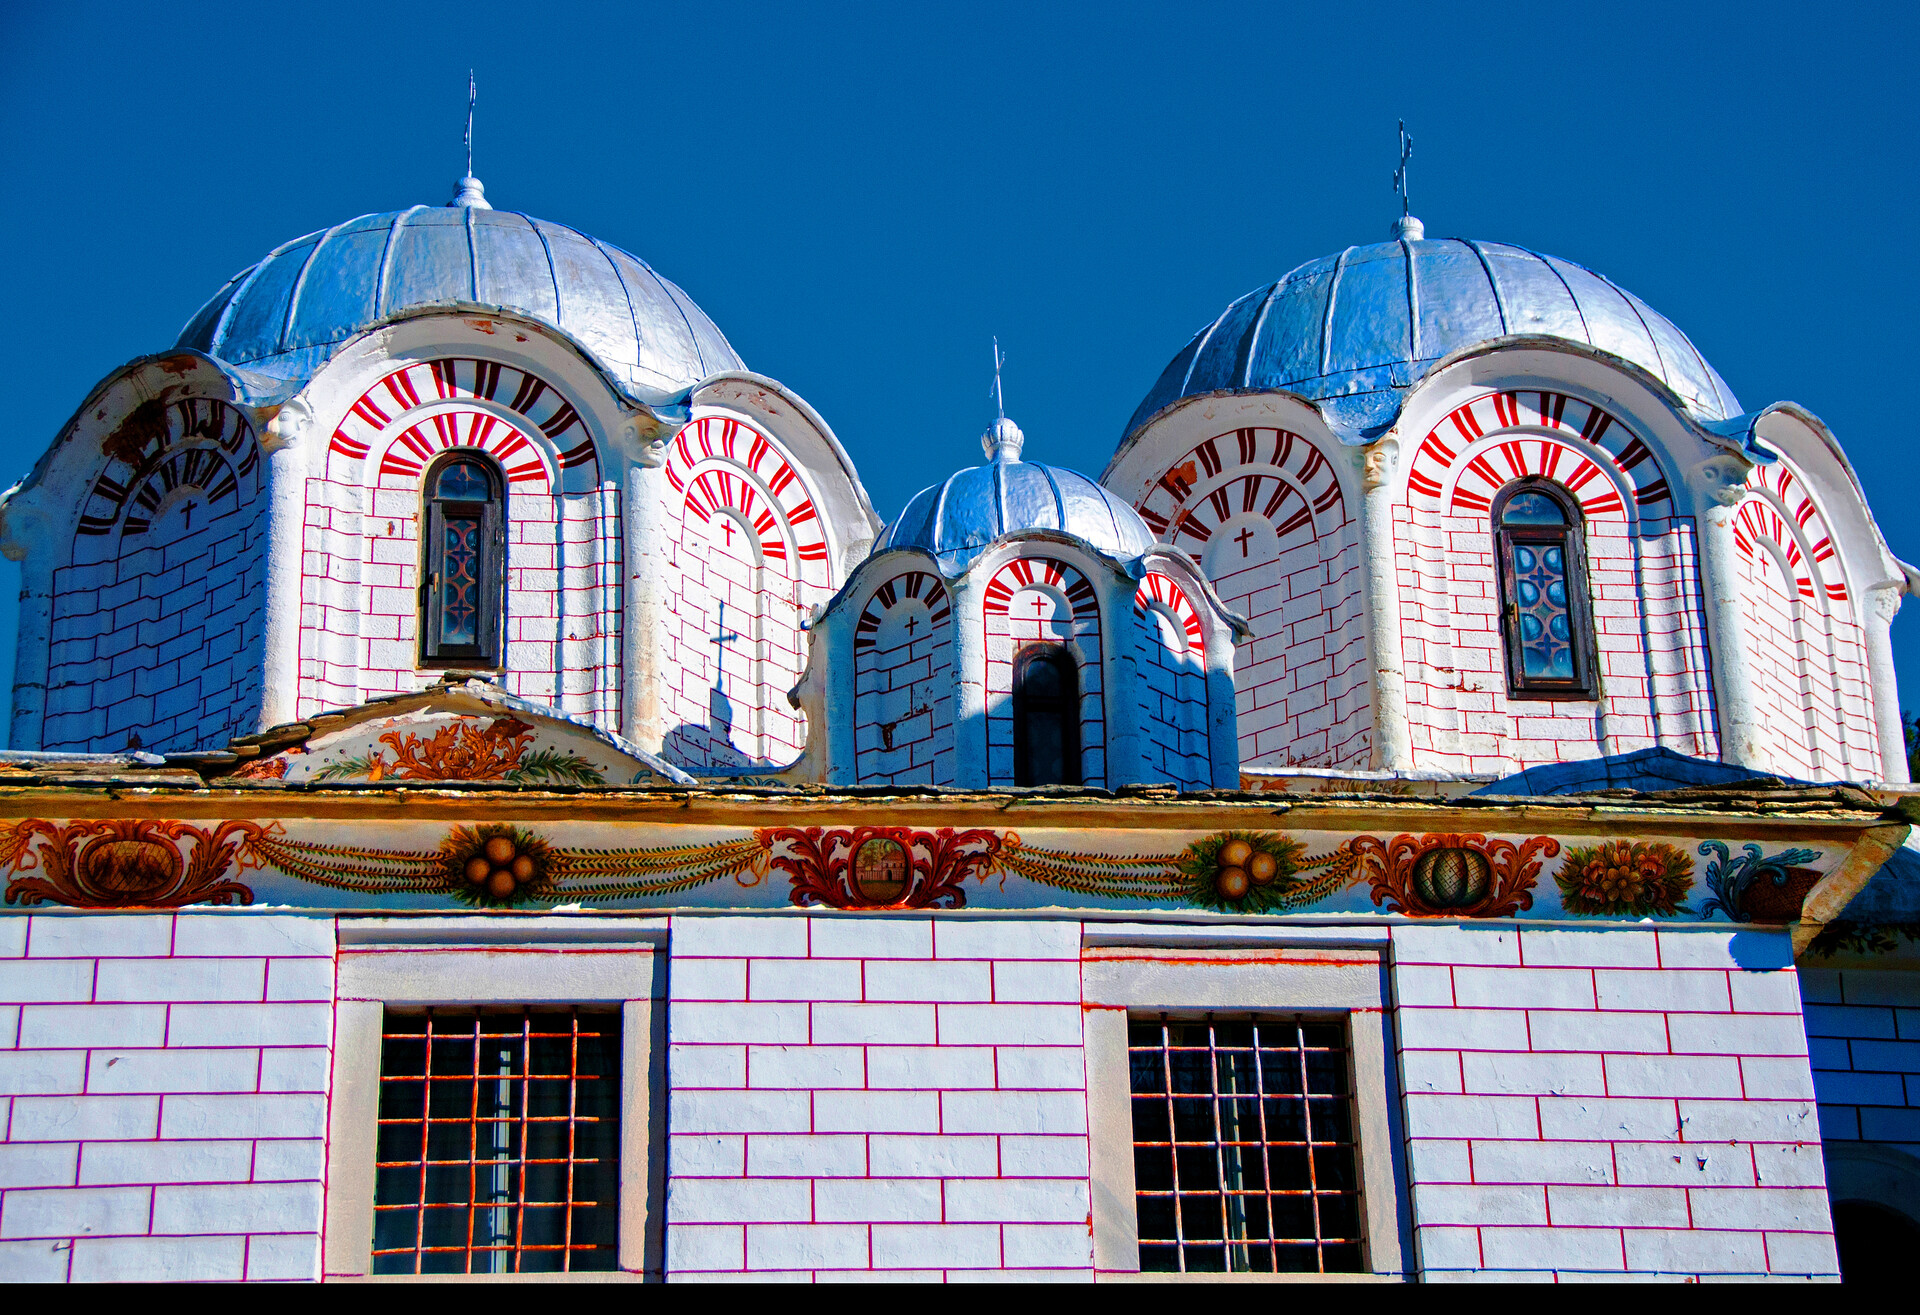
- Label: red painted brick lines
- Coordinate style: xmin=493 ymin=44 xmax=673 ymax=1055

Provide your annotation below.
xmin=0 ymin=915 xmax=334 ymax=1282
xmin=1397 ymin=396 xmax=1718 ymax=772
xmin=983 ymin=559 xmax=1105 ymax=785
xmin=1395 ymin=926 xmax=1832 ymax=1278
xmin=664 ymin=917 xmax=1090 ymax=1278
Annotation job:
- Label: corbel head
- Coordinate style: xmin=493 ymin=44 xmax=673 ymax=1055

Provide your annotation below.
xmin=1693 ymin=452 xmax=1753 ymax=509
xmin=260 ymin=395 xmax=312 ymax=453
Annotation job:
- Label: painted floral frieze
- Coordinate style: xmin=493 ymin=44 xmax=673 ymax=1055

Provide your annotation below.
xmin=0 ymin=817 xmax=1840 ymax=923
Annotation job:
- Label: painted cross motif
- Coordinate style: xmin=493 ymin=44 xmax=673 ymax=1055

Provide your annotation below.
xmin=1234 ymin=526 xmax=1255 ymax=557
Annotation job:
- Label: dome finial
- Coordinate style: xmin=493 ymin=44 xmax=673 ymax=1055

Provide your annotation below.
xmin=1390 ymin=120 xmax=1420 ymax=240
xmin=982 ymin=416 xmax=1024 ymax=463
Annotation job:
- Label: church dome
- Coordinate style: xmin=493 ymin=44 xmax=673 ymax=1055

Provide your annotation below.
xmin=1124 ymin=230 xmax=1742 ymax=440
xmin=877 ymin=417 xmax=1155 ymax=568
xmin=176 ymin=185 xmax=744 ymax=397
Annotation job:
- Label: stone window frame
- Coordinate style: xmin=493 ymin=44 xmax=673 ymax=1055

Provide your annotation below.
xmin=1082 ymin=927 xmax=1410 ymax=1282
xmin=323 ymin=917 xmax=666 ymax=1282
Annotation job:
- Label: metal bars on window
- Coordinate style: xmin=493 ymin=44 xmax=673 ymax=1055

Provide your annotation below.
xmin=1128 ymin=1016 xmax=1364 ymax=1273
xmin=372 ymin=1008 xmax=619 ymax=1274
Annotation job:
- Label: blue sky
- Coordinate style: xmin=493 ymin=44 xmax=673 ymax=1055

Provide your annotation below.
xmin=3 ymin=1 xmax=1917 ymax=746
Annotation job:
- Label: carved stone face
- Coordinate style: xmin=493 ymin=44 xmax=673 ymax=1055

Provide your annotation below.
xmin=637 ymin=431 xmax=672 ymax=469
xmin=263 ymin=395 xmax=311 ymax=450
xmin=1694 ymin=454 xmax=1751 ymax=508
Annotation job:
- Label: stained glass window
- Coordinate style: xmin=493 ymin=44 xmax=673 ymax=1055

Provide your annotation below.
xmin=1494 ymin=480 xmax=1595 ymax=698
xmin=423 ymin=456 xmax=503 ymax=663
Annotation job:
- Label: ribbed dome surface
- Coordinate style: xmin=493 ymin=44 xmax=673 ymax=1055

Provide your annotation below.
xmin=1125 ymin=236 xmax=1741 ymax=440
xmin=177 ymin=204 xmax=743 ymax=396
xmin=878 ymin=452 xmax=1155 ymax=569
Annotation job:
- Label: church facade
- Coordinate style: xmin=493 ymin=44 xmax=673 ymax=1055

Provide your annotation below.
xmin=0 ymin=181 xmax=1913 ymax=1282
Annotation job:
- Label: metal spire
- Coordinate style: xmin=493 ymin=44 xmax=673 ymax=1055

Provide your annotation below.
xmin=1390 ymin=120 xmax=1422 ymax=240
xmin=981 ymin=338 xmax=1023 ymax=463
xmin=449 ymin=71 xmax=491 ymax=209
xmin=990 ymin=337 xmax=1007 ymax=425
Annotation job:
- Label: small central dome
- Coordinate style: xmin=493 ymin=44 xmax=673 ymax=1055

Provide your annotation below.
xmin=877 ymin=419 xmax=1154 ymax=568
xmin=177 ymin=191 xmax=742 ymax=398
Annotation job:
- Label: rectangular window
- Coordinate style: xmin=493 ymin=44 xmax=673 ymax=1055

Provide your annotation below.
xmin=1128 ymin=1016 xmax=1365 ymax=1274
xmin=372 ymin=1008 xmax=621 ymax=1274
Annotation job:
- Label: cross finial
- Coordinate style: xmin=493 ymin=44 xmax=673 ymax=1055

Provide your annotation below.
xmin=449 ymin=72 xmax=491 ymax=209
xmin=1393 ymin=119 xmax=1413 ymax=218
xmin=990 ymin=337 xmax=1007 ymax=425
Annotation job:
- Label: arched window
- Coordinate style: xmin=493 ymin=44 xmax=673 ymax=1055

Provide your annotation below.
xmin=1013 ymin=645 xmax=1082 ymax=786
xmin=422 ymin=455 xmax=505 ymax=665
xmin=1493 ymin=479 xmax=1596 ymax=699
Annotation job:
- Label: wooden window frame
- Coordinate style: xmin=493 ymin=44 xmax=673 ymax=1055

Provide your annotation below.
xmin=1012 ymin=643 xmax=1083 ymax=786
xmin=1492 ymin=478 xmax=1598 ymax=702
xmin=421 ymin=453 xmax=506 ymax=667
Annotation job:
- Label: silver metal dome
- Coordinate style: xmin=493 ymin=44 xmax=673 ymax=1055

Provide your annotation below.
xmin=1126 ymin=229 xmax=1742 ymax=441
xmin=177 ymin=189 xmax=743 ymax=398
xmin=876 ymin=419 xmax=1156 ymax=569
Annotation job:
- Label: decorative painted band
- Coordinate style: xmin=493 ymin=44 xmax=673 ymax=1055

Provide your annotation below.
xmin=0 ymin=818 xmax=1830 ymax=925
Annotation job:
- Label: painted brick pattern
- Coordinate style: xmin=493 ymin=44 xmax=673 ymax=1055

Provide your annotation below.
xmin=305 ymin=359 xmax=621 ymax=726
xmin=0 ymin=913 xmax=334 ymax=1282
xmin=1732 ymin=462 xmax=1878 ymax=780
xmin=44 ymin=399 xmax=267 ymax=753
xmin=853 ymin=570 xmax=956 ymax=785
xmin=1130 ymin=575 xmax=1209 ymax=788
xmin=1130 ymin=427 xmax=1368 ymax=769
xmin=983 ymin=558 xmax=1106 ymax=785
xmin=1395 ymin=391 xmax=1720 ymax=774
xmin=664 ymin=916 xmax=1092 ymax=1281
xmin=662 ymin=416 xmax=833 ymax=773
xmin=1799 ymin=968 xmax=1920 ymax=1156
xmin=1394 ymin=924 xmax=1835 ymax=1280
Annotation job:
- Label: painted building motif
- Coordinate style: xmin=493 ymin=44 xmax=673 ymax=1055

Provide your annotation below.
xmin=0 ymin=184 xmax=1914 ymax=1284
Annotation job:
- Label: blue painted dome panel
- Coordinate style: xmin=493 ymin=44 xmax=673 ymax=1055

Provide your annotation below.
xmin=472 ymin=212 xmax=559 ymax=325
xmin=1125 ymin=235 xmax=1740 ymax=440
xmin=1415 ymin=243 xmax=1505 ymax=352
xmin=1326 ymin=245 xmax=1409 ymax=378
xmin=877 ymin=447 xmax=1155 ymax=570
xmin=179 ymin=203 xmax=744 ymax=396
xmin=284 ymin=219 xmax=390 ymax=350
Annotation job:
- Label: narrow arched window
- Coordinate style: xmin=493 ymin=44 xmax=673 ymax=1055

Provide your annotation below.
xmin=1013 ymin=645 xmax=1082 ymax=786
xmin=1494 ymin=479 xmax=1596 ymax=699
xmin=422 ymin=455 xmax=505 ymax=664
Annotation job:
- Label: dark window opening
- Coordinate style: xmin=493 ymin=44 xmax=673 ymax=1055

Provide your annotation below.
xmin=422 ymin=455 xmax=505 ymax=664
xmin=1493 ymin=479 xmax=1597 ymax=700
xmin=372 ymin=1008 xmax=620 ymax=1274
xmin=1013 ymin=644 xmax=1081 ymax=786
xmin=1836 ymin=1200 xmax=1920 ymax=1286
xmin=1129 ymin=1016 xmax=1365 ymax=1274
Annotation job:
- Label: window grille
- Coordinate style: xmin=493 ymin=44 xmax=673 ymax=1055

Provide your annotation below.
xmin=1492 ymin=478 xmax=1597 ymax=699
xmin=1128 ymin=1017 xmax=1364 ymax=1273
xmin=422 ymin=454 xmax=505 ymax=664
xmin=372 ymin=1008 xmax=620 ymax=1274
